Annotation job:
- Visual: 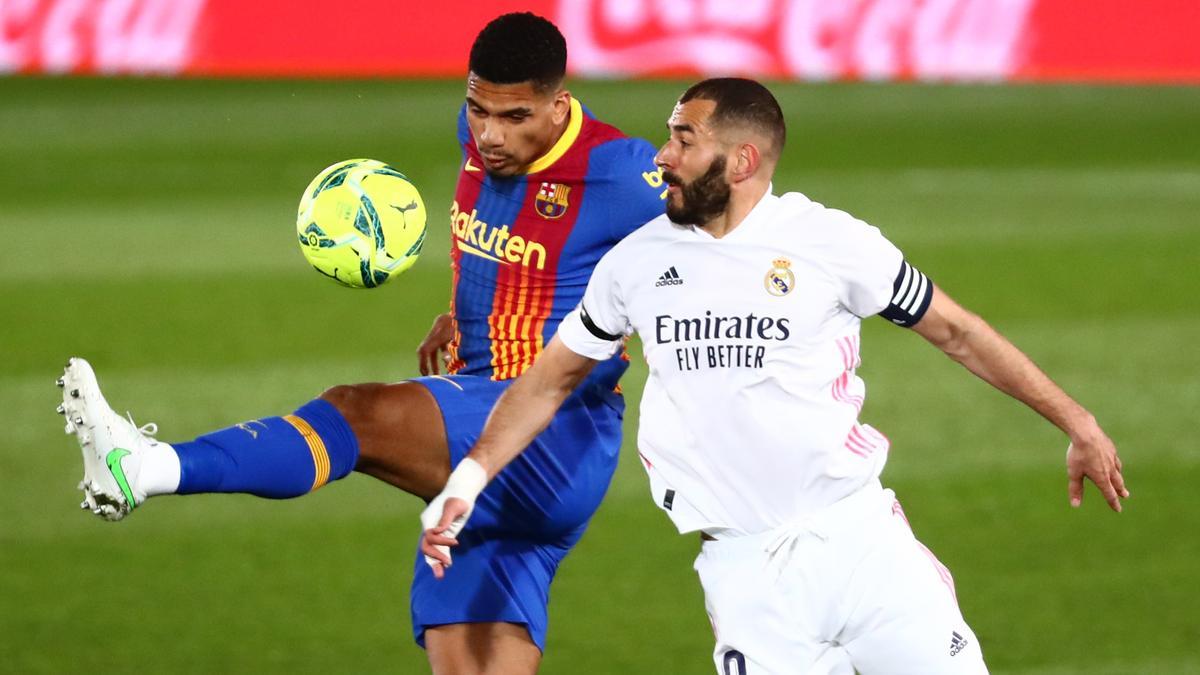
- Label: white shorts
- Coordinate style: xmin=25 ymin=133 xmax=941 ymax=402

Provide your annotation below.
xmin=693 ymin=481 xmax=988 ymax=674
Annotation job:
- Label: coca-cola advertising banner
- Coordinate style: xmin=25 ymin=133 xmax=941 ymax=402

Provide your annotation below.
xmin=2 ymin=0 xmax=1197 ymax=82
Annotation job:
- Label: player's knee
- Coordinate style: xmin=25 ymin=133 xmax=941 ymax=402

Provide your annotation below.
xmin=319 ymin=383 xmax=380 ymax=421
xmin=319 ymin=380 xmax=452 ymax=496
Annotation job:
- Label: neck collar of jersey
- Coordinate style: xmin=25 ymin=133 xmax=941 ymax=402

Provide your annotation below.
xmin=525 ymin=97 xmax=583 ymax=175
xmin=691 ymin=182 xmax=776 ymax=240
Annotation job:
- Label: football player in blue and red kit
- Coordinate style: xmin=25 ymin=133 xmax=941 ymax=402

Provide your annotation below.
xmin=57 ymin=12 xmax=665 ymax=674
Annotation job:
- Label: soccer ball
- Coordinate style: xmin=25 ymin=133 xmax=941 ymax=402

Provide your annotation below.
xmin=296 ymin=159 xmax=427 ymax=288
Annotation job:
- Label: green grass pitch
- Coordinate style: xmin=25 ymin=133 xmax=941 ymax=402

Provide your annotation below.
xmin=1 ymin=77 xmax=1198 ymax=673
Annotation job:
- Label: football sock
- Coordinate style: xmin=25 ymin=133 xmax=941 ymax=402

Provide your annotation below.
xmin=173 ymin=399 xmax=359 ymax=498
xmin=139 ymin=442 xmax=182 ymax=497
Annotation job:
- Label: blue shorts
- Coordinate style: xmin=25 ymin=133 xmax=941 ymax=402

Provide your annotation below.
xmin=410 ymin=374 xmax=624 ymax=652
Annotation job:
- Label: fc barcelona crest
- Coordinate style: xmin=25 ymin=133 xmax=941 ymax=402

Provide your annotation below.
xmin=535 ymin=182 xmax=571 ymax=219
xmin=764 ymin=257 xmax=795 ymax=297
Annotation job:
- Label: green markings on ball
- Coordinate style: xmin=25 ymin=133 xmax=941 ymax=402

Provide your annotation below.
xmin=310 ymin=160 xmax=361 ymax=199
xmin=295 ymin=159 xmax=428 ymax=289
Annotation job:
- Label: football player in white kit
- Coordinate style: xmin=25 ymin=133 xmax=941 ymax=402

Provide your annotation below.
xmin=419 ymin=78 xmax=1129 ymax=674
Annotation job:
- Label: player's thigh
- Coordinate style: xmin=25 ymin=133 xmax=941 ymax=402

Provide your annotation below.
xmin=842 ymin=517 xmax=987 ymax=674
xmin=412 ymin=518 xmax=589 ymax=655
xmin=415 ymin=375 xmax=621 ymax=536
xmin=696 ymin=541 xmax=840 ymax=675
xmin=482 ymin=398 xmax=621 ymax=534
xmin=425 ymin=622 xmax=540 ymax=675
xmin=321 ymin=380 xmax=449 ymax=498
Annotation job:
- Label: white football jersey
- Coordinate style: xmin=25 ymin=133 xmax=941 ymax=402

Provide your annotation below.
xmin=557 ymin=189 xmax=932 ymax=535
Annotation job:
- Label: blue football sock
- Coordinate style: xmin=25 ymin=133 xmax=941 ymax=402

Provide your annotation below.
xmin=174 ymin=399 xmax=359 ymax=498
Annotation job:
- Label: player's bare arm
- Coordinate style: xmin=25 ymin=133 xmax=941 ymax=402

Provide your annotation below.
xmin=471 ymin=337 xmax=598 ymax=479
xmin=420 ymin=336 xmax=598 ymax=577
xmin=910 ymin=285 xmax=1129 ymax=512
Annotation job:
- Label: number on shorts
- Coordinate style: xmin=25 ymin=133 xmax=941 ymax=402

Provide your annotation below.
xmin=722 ymin=649 xmax=747 ymax=675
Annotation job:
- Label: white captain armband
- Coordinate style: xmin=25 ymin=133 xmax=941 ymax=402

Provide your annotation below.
xmin=580 ymin=305 xmax=622 ymax=341
xmin=879 ymin=260 xmax=933 ymax=327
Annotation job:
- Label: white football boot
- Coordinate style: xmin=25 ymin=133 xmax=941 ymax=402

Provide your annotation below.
xmin=58 ymin=357 xmax=160 ymax=521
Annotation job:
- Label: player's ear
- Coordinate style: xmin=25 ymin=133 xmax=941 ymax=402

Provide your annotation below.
xmin=552 ymin=89 xmax=572 ymax=124
xmin=731 ymin=142 xmax=761 ymax=183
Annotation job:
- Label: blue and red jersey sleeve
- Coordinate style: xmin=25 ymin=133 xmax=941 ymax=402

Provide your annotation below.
xmin=585 ymin=136 xmax=666 ymax=241
xmin=456 ymin=104 xmax=471 ymax=156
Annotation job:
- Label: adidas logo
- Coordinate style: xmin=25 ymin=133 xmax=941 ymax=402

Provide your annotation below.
xmin=655 ymin=266 xmax=684 ymax=287
xmin=949 ymin=631 xmax=969 ymax=656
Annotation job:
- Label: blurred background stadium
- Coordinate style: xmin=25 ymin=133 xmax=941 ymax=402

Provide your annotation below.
xmin=2 ymin=1 xmax=1198 ymax=672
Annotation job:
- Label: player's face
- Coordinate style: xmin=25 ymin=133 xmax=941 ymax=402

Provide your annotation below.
xmin=464 ymin=74 xmax=570 ymax=177
xmin=655 ymin=99 xmax=732 ymax=226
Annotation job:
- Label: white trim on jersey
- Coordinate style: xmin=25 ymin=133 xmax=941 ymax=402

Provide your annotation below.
xmin=894 ymin=261 xmax=929 ymax=315
xmin=881 ymin=260 xmax=934 ymax=327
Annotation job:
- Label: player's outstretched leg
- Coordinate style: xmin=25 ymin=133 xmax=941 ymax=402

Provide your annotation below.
xmin=59 ymin=357 xmax=452 ymax=520
xmin=57 ymin=359 xmax=544 ymax=670
xmin=59 ymin=356 xmax=360 ymax=517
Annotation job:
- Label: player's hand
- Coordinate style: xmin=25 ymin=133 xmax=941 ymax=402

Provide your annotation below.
xmin=417 ymin=313 xmax=455 ymax=375
xmin=1066 ymin=425 xmax=1129 ymax=512
xmin=419 ymin=496 xmax=473 ymax=580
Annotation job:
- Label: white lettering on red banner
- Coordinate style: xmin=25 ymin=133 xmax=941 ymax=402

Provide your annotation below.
xmin=1 ymin=0 xmax=206 ymax=74
xmin=559 ymin=0 xmax=1035 ymax=80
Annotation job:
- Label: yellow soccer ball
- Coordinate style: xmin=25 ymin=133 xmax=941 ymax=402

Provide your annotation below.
xmin=296 ymin=159 xmax=427 ymax=288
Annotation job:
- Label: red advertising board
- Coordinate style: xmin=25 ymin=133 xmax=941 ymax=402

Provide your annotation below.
xmin=559 ymin=0 xmax=1039 ymax=81
xmin=2 ymin=0 xmax=1197 ymax=82
xmin=1021 ymin=0 xmax=1200 ymax=83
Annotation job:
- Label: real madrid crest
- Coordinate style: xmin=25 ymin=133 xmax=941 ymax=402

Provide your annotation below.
xmin=535 ymin=182 xmax=570 ymax=219
xmin=764 ymin=257 xmax=795 ymax=296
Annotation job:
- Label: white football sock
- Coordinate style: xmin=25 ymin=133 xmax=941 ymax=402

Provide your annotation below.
xmin=139 ymin=442 xmax=182 ymax=496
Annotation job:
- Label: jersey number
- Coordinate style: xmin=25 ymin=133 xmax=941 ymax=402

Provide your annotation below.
xmin=723 ymin=649 xmax=747 ymax=675
xmin=641 ymin=168 xmax=668 ymax=200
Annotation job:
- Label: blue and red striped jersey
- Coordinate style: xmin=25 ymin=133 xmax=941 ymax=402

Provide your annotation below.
xmin=446 ymin=97 xmax=666 ymax=390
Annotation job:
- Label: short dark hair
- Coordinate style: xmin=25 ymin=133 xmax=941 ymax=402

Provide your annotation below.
xmin=679 ymin=78 xmax=786 ymax=159
xmin=468 ymin=13 xmax=567 ymax=93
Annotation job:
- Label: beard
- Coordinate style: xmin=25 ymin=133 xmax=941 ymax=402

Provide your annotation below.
xmin=663 ymin=156 xmax=731 ymax=226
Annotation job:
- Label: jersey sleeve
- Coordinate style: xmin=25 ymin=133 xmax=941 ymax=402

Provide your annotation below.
xmin=556 ymin=248 xmax=631 ymax=360
xmin=456 ymin=104 xmax=471 ymax=156
xmin=600 ymin=138 xmax=668 ymax=241
xmin=819 ymin=207 xmax=935 ymax=326
xmin=823 ymin=208 xmax=906 ymax=317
